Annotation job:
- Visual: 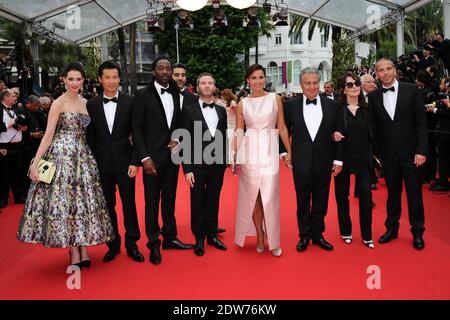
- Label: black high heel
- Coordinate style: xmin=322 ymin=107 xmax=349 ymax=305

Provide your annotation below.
xmin=79 ymin=247 xmax=91 ymax=268
xmin=69 ymin=250 xmax=83 ymax=269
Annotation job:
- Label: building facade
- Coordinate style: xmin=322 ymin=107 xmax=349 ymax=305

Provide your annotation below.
xmin=249 ymin=21 xmax=333 ymax=93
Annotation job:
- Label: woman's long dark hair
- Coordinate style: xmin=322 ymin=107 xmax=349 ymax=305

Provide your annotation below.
xmin=338 ymin=72 xmax=367 ymax=108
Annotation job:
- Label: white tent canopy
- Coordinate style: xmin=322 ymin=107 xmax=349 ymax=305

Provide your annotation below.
xmin=0 ymin=0 xmax=435 ymax=44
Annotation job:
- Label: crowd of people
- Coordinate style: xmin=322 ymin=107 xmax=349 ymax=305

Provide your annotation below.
xmin=1 ymin=33 xmax=450 ymax=270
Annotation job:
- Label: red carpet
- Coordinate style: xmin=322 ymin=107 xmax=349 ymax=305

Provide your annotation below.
xmin=0 ymin=165 xmax=449 ymax=300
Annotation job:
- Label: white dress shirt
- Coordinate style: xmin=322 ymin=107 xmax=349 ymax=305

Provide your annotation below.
xmin=103 ymin=92 xmax=118 ymax=134
xmin=382 ymin=80 xmax=399 ymax=121
xmin=303 ymin=95 xmax=323 ymax=141
xmin=0 ymin=105 xmax=22 ymax=143
xmin=199 ymin=99 xmax=219 ymax=137
xmin=179 ymin=89 xmax=185 ymax=110
xmin=154 ymin=81 xmax=174 ymax=128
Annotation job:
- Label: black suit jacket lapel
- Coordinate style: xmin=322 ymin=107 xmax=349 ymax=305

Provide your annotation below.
xmin=97 ymin=97 xmax=112 ymax=136
xmin=193 ymin=102 xmax=209 ymax=134
xmin=150 ymin=85 xmax=170 ymax=131
xmin=298 ymin=95 xmax=313 ymax=142
xmin=110 ymin=92 xmax=123 ymax=137
xmin=315 ymin=96 xmax=328 ymax=139
xmin=393 ymin=82 xmax=405 ymax=122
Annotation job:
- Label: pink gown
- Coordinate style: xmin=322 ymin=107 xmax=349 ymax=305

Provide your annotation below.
xmin=235 ymin=93 xmax=280 ymax=250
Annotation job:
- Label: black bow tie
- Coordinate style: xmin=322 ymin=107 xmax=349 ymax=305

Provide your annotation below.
xmin=382 ymin=86 xmax=395 ymax=93
xmin=103 ymin=97 xmax=118 ymax=104
xmin=306 ymin=98 xmax=317 ymax=105
xmin=161 ymin=87 xmax=169 ymax=94
xmin=203 ymin=102 xmax=215 ymax=109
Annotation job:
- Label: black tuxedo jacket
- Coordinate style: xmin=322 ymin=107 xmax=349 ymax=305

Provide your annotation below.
xmin=86 ymin=92 xmax=138 ymax=174
xmin=284 ymin=94 xmax=343 ymax=175
xmin=181 ymin=90 xmax=198 ymax=110
xmin=181 ymin=101 xmax=228 ymax=174
xmin=368 ymin=82 xmax=428 ymax=166
xmin=132 ymin=82 xmax=181 ymax=168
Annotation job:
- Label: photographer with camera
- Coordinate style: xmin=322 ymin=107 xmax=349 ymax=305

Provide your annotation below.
xmin=0 ymin=89 xmax=27 ymax=208
xmin=413 ymin=48 xmax=435 ymax=71
xmin=19 ymin=95 xmax=45 ymax=191
xmin=426 ymin=77 xmax=450 ymax=192
xmin=416 ymin=70 xmax=438 ymax=184
xmin=427 ymin=32 xmax=450 ymax=75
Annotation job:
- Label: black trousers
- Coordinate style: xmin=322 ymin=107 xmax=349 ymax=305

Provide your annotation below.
xmin=99 ymin=166 xmax=141 ymax=251
xmin=143 ymin=162 xmax=179 ymax=248
xmin=334 ymin=168 xmax=372 ymax=241
xmin=0 ymin=143 xmax=26 ymax=202
xmin=436 ymin=134 xmax=450 ymax=187
xmin=293 ymin=172 xmax=332 ymax=240
xmin=382 ymin=157 xmax=425 ymax=236
xmin=189 ymin=165 xmax=225 ymax=239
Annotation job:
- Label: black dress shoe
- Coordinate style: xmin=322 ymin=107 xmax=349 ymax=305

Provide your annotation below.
xmin=150 ymin=246 xmax=161 ymax=265
xmin=194 ymin=239 xmax=205 ymax=256
xmin=127 ymin=248 xmax=145 ymax=262
xmin=14 ymin=197 xmax=26 ymax=204
xmin=0 ymin=199 xmax=8 ymax=208
xmin=162 ymin=238 xmax=194 ymax=250
xmin=207 ymin=236 xmax=227 ymax=250
xmin=413 ymin=235 xmax=425 ymax=250
xmin=296 ymin=238 xmax=310 ymax=252
xmin=378 ymin=230 xmax=398 ymax=244
xmin=312 ymin=237 xmax=334 ymax=251
xmin=103 ymin=248 xmax=121 ymax=262
xmin=216 ymin=228 xmax=226 ymax=234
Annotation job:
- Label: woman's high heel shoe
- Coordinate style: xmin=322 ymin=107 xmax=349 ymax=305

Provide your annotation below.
xmin=363 ymin=240 xmax=375 ymax=249
xmin=79 ymin=247 xmax=91 ymax=268
xmin=341 ymin=235 xmax=353 ymax=244
xmin=256 ymin=244 xmax=265 ymax=253
xmin=69 ymin=250 xmax=82 ymax=269
xmin=271 ymin=247 xmax=282 ymax=257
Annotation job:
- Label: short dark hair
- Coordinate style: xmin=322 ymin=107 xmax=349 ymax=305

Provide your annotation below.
xmin=436 ymin=32 xmax=445 ymax=38
xmin=245 ymin=64 xmax=266 ymax=81
xmin=62 ymin=62 xmax=85 ymax=78
xmin=152 ymin=56 xmax=172 ymax=71
xmin=26 ymin=94 xmax=40 ymax=105
xmin=173 ymin=63 xmax=186 ymax=71
xmin=416 ymin=70 xmax=432 ymax=87
xmin=98 ymin=60 xmax=121 ymax=78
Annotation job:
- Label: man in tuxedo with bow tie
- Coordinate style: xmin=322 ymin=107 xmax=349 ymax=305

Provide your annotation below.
xmin=283 ymin=68 xmax=343 ymax=252
xmin=132 ymin=57 xmax=193 ymax=265
xmin=180 ymin=73 xmax=228 ymax=256
xmin=172 ymin=63 xmax=198 ymax=110
xmin=320 ymin=81 xmax=340 ymax=101
xmin=368 ymin=58 xmax=428 ymax=250
xmin=86 ymin=61 xmax=144 ymax=263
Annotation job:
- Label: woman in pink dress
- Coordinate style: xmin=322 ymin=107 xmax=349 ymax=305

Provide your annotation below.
xmin=232 ymin=64 xmax=292 ymax=256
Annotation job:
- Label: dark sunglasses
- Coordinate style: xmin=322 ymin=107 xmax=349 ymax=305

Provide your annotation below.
xmin=345 ymin=80 xmax=361 ymax=88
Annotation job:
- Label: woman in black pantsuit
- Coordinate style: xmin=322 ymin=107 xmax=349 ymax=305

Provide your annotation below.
xmin=334 ymin=72 xmax=374 ymax=248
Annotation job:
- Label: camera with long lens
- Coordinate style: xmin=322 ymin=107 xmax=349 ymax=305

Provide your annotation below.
xmin=12 ymin=113 xmax=27 ymax=130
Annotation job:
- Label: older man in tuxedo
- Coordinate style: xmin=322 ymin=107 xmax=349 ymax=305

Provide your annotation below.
xmin=283 ymin=68 xmax=343 ymax=252
xmin=368 ymin=58 xmax=428 ymax=250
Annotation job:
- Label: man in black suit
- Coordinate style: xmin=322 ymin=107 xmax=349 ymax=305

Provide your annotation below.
xmin=320 ymin=81 xmax=341 ymax=101
xmin=180 ymin=73 xmax=228 ymax=256
xmin=87 ymin=61 xmax=144 ymax=263
xmin=132 ymin=57 xmax=193 ymax=265
xmin=368 ymin=58 xmax=428 ymax=250
xmin=283 ymin=68 xmax=343 ymax=252
xmin=172 ymin=64 xmax=226 ymax=236
xmin=172 ymin=63 xmax=198 ymax=110
xmin=0 ymin=88 xmax=27 ymax=208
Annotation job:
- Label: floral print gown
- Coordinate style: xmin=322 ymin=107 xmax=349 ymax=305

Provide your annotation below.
xmin=17 ymin=112 xmax=114 ymax=248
